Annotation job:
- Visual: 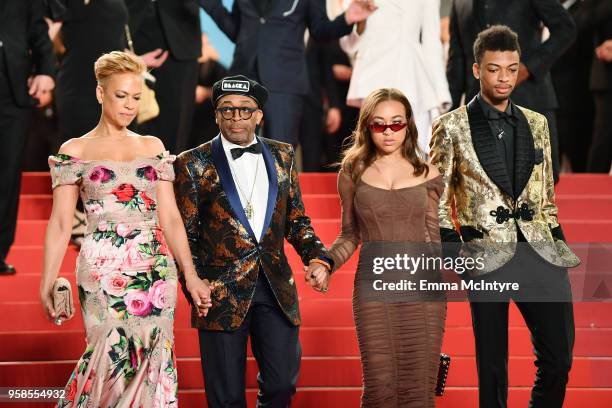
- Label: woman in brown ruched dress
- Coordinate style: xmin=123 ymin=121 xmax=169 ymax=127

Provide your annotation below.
xmin=326 ymin=88 xmax=447 ymax=407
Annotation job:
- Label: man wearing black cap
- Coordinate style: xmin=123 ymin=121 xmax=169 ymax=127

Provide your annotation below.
xmin=174 ymin=75 xmax=333 ymax=407
xmin=199 ymin=0 xmax=376 ymax=145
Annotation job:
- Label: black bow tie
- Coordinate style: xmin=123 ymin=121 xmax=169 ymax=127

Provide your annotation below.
xmin=487 ymin=109 xmax=517 ymax=124
xmin=230 ymin=142 xmax=263 ymax=160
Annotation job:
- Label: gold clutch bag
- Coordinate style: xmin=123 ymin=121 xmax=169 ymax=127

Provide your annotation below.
xmin=137 ymin=73 xmax=160 ymax=124
xmin=52 ymin=277 xmax=74 ymax=325
xmin=124 ymin=24 xmax=160 ymax=125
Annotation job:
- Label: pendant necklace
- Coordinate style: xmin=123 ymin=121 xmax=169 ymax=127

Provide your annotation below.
xmin=229 ymin=156 xmax=260 ymax=220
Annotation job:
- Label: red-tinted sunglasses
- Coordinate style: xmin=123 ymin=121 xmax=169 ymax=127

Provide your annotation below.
xmin=368 ymin=122 xmax=407 ymax=133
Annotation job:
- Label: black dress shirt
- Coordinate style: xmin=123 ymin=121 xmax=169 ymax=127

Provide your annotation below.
xmin=477 ymin=93 xmax=517 ymax=188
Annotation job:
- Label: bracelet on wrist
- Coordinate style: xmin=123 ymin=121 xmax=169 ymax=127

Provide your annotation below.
xmin=309 ymin=258 xmax=331 ymax=271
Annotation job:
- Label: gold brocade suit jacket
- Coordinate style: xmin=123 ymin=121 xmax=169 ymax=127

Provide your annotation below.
xmin=174 ymin=135 xmax=328 ymax=330
xmin=430 ymin=98 xmax=580 ymax=276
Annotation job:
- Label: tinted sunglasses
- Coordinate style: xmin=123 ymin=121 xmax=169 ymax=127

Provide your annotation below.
xmin=369 ymin=122 xmax=407 ymax=133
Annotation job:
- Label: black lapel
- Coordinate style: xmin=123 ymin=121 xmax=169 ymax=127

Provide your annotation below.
xmin=513 ymin=107 xmax=535 ymax=198
xmin=258 ymin=137 xmax=278 ymax=241
xmin=211 ymin=135 xmax=257 ymax=240
xmin=467 ymin=97 xmax=514 ymax=199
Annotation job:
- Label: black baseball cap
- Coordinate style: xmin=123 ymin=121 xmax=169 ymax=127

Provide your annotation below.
xmin=212 ymin=75 xmax=269 ymax=108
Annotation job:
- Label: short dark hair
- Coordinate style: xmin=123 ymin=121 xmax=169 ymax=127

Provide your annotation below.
xmin=473 ymin=25 xmax=521 ymax=64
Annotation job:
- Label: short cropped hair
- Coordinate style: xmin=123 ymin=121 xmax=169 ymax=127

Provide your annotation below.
xmin=94 ymin=51 xmax=146 ymax=86
xmin=473 ymin=25 xmax=521 ymax=64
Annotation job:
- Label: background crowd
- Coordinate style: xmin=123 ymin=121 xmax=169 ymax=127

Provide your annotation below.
xmin=1 ymin=0 xmax=611 ymax=272
xmin=9 ymin=0 xmax=611 ymax=174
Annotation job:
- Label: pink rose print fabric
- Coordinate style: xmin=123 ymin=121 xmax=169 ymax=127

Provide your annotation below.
xmin=48 ymin=152 xmax=179 ymax=407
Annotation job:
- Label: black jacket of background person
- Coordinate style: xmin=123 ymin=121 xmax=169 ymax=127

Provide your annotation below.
xmin=200 ymin=0 xmax=353 ymax=95
xmin=127 ymin=0 xmax=201 ymax=61
xmin=0 ymin=0 xmax=55 ymax=107
xmin=588 ymin=1 xmax=612 ymax=92
xmin=447 ymin=0 xmax=576 ymax=111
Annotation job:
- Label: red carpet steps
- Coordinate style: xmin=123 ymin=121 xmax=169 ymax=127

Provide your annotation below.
xmin=1 ymin=173 xmax=611 ymax=407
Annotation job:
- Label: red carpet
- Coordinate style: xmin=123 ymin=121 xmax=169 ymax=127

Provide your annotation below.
xmin=1 ymin=173 xmax=611 ymax=407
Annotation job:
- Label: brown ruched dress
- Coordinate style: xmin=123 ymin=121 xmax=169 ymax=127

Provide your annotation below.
xmin=328 ymin=171 xmax=447 ymax=408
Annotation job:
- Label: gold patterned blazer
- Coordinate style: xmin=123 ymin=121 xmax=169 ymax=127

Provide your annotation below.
xmin=174 ymin=135 xmax=329 ymax=330
xmin=430 ymin=97 xmax=580 ymax=276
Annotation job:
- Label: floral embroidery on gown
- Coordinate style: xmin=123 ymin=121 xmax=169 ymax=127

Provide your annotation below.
xmin=48 ymin=152 xmax=179 ymax=408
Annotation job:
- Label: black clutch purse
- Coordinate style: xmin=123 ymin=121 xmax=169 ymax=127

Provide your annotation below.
xmin=436 ymin=353 xmax=451 ymax=396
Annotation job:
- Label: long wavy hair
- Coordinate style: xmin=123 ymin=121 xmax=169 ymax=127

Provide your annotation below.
xmin=340 ymin=88 xmax=428 ymax=182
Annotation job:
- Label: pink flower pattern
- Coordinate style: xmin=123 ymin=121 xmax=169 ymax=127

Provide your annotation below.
xmin=89 ymin=166 xmax=115 ymax=184
xmin=50 ymin=152 xmax=178 ymax=408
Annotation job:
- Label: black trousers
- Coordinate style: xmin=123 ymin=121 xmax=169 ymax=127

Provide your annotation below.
xmin=298 ymin=100 xmax=324 ymax=171
xmin=541 ymin=110 xmax=561 ymax=183
xmin=198 ymin=273 xmax=301 ymax=408
xmin=139 ymin=56 xmax=199 ymax=154
xmin=468 ymin=243 xmax=575 ymax=408
xmin=557 ymin=109 xmax=594 ymax=173
xmin=0 ymin=73 xmax=30 ymax=261
xmin=323 ymin=105 xmax=359 ymax=171
xmin=587 ymin=91 xmax=612 ymax=173
xmin=262 ymin=92 xmax=304 ymax=146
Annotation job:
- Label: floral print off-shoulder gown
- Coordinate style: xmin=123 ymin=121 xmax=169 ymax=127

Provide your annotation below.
xmin=48 ymin=152 xmax=179 ymax=408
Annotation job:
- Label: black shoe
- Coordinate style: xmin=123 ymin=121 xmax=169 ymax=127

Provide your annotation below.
xmin=0 ymin=261 xmax=16 ymax=275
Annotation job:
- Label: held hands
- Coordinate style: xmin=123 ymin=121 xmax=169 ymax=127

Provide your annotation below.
xmin=304 ymin=262 xmax=331 ymax=293
xmin=185 ymin=275 xmax=213 ymax=317
xmin=345 ymin=0 xmax=378 ymax=25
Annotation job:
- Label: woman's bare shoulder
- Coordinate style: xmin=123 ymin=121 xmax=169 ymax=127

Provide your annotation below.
xmin=134 ymin=134 xmax=166 ymax=156
xmin=57 ymin=136 xmax=89 ymax=157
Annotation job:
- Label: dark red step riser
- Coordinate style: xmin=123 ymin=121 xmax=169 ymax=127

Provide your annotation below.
xmin=0 ymin=273 xmax=358 ymax=301
xmin=178 ymin=387 xmax=612 ymax=408
xmin=5 ymin=244 xmax=360 ymax=274
xmin=0 ymin=356 xmax=609 ymax=388
xmin=16 ymin=194 xmax=612 ymax=221
xmin=1 ymin=388 xmax=612 ymax=408
xmin=3 ymin=300 xmax=611 ymax=331
xmin=2 ymin=267 xmax=609 ymax=304
xmin=0 ymin=327 xmax=610 ymax=361
xmin=2 ymin=264 xmax=608 ymax=303
xmin=11 ymin=220 xmax=612 ymax=246
xmin=19 ymin=172 xmax=612 ymax=195
xmin=4 ymin=243 xmax=606 ymax=283
xmin=4 ymin=388 xmax=612 ymax=408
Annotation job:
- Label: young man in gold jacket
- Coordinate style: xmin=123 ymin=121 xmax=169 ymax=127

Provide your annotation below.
xmin=430 ymin=26 xmax=580 ymax=408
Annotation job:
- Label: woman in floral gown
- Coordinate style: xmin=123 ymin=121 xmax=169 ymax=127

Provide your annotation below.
xmin=40 ymin=51 xmax=212 ymax=407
